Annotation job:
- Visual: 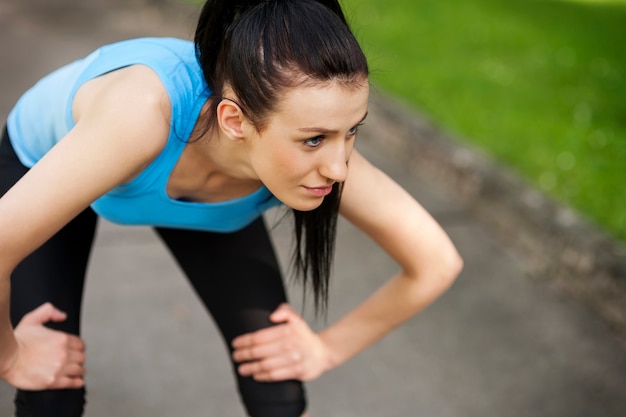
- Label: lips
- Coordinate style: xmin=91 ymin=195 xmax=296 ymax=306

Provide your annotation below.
xmin=302 ymin=185 xmax=333 ymax=197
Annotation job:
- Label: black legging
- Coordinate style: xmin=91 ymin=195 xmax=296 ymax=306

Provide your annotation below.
xmin=0 ymin=126 xmax=307 ymax=417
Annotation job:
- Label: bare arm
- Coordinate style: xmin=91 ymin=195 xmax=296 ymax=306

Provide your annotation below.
xmin=232 ymin=150 xmax=463 ymax=381
xmin=0 ymin=65 xmax=171 ymax=389
xmin=317 ymin=150 xmax=463 ymax=368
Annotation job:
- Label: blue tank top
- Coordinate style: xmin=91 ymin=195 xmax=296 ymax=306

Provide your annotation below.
xmin=7 ymin=38 xmax=281 ymax=232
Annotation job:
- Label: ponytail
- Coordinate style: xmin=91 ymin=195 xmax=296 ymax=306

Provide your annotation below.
xmin=194 ymin=0 xmax=256 ymax=92
xmin=194 ymin=0 xmax=368 ymax=312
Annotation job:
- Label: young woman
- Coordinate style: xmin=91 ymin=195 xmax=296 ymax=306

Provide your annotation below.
xmin=0 ymin=0 xmax=462 ymax=416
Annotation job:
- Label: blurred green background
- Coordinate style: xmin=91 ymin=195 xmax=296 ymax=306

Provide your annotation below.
xmin=343 ymin=0 xmax=626 ymax=243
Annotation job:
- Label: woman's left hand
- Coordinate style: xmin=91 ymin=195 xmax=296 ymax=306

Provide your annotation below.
xmin=231 ymin=303 xmax=332 ymax=382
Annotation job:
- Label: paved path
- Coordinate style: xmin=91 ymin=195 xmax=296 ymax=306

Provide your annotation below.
xmin=1 ymin=1 xmax=625 ymax=416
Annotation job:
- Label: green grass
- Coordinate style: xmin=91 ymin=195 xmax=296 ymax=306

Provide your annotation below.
xmin=343 ymin=0 xmax=626 ymax=242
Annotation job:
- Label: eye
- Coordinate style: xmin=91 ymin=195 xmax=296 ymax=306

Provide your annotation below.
xmin=348 ymin=123 xmax=364 ymax=137
xmin=303 ymin=135 xmax=324 ymax=148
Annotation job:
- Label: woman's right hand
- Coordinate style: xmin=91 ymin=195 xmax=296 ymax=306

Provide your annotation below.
xmin=1 ymin=302 xmax=86 ymax=390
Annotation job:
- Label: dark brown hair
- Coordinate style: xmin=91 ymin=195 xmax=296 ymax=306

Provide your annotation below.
xmin=194 ymin=0 xmax=369 ymax=310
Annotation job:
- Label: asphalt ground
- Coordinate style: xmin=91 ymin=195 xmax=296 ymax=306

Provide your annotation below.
xmin=1 ymin=0 xmax=625 ymax=416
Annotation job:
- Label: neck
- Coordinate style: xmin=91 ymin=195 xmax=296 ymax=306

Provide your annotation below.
xmin=167 ymin=128 xmax=261 ymax=202
xmin=194 ymin=125 xmax=257 ymax=182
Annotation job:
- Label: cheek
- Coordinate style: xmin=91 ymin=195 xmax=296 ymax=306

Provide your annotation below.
xmin=263 ymin=148 xmax=308 ymax=180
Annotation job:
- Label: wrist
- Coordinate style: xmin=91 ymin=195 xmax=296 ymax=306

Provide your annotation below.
xmin=0 ymin=344 xmax=18 ymax=381
xmin=0 ymin=334 xmax=18 ymax=380
xmin=318 ymin=331 xmax=342 ymax=372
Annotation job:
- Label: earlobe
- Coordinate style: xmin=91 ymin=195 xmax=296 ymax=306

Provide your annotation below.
xmin=217 ymin=99 xmax=246 ymax=140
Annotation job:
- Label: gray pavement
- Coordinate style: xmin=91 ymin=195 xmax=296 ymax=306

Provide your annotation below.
xmin=1 ymin=0 xmax=626 ymax=416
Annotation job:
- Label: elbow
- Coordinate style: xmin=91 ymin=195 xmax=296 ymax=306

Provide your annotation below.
xmin=401 ymin=248 xmax=462 ymax=313
xmin=404 ymin=244 xmax=463 ymax=301
xmin=444 ymin=248 xmax=463 ymax=289
xmin=426 ymin=245 xmax=464 ymax=297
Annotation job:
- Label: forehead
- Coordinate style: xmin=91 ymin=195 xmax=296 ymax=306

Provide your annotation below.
xmin=271 ymin=80 xmax=369 ymax=127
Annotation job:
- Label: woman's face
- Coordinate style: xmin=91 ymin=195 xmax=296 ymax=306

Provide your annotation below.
xmin=244 ymin=79 xmax=369 ymax=211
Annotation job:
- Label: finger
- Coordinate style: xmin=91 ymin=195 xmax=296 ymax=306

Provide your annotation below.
xmin=61 ymin=362 xmax=86 ymax=378
xmin=53 ymin=376 xmax=85 ymax=390
xmin=237 ymin=350 xmax=302 ymax=377
xmin=232 ymin=324 xmax=290 ymax=349
xmin=66 ymin=350 xmax=86 ymax=366
xmin=66 ymin=335 xmax=86 ymax=352
xmin=269 ymin=303 xmax=297 ymax=323
xmin=21 ymin=303 xmax=67 ymax=325
xmin=250 ymin=363 xmax=304 ymax=382
xmin=232 ymin=339 xmax=284 ymax=363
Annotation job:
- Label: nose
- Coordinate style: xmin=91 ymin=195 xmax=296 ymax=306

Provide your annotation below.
xmin=319 ymin=141 xmax=350 ymax=183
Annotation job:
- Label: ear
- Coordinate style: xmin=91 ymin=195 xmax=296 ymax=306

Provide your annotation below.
xmin=216 ymin=98 xmax=247 ymax=140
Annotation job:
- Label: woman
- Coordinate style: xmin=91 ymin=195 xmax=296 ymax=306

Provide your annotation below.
xmin=0 ymin=0 xmax=462 ymax=416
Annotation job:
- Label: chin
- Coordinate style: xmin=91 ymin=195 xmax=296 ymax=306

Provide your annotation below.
xmin=283 ymin=196 xmax=325 ymax=212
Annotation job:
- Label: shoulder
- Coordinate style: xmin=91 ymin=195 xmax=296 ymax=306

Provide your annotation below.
xmin=70 ymin=65 xmax=173 ymax=181
xmin=73 ymin=65 xmax=171 ymax=153
xmin=74 ymin=65 xmax=171 ymax=123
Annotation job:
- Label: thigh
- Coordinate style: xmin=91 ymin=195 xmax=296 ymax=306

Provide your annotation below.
xmin=9 ymin=206 xmax=97 ymax=333
xmin=1 ymin=126 xmax=96 ymax=417
xmin=156 ymin=218 xmax=307 ymax=417
xmin=1 ymin=125 xmax=97 ymax=331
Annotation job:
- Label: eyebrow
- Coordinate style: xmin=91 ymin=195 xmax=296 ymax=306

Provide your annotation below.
xmin=297 ymin=111 xmax=369 ymax=134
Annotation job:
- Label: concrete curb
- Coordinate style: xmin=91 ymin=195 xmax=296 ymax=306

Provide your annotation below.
xmin=364 ymin=91 xmax=626 ymax=343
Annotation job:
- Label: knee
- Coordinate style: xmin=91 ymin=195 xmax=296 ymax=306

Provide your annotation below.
xmin=15 ymin=388 xmax=86 ymax=417
xmin=239 ymin=378 xmax=307 ymax=417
